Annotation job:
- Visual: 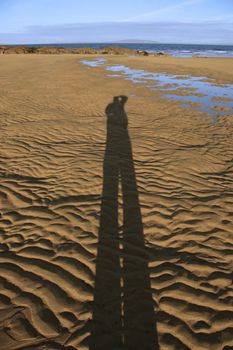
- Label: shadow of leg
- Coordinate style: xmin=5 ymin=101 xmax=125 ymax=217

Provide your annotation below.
xmin=90 ymin=137 xmax=123 ymax=349
xmin=119 ymin=128 xmax=159 ymax=350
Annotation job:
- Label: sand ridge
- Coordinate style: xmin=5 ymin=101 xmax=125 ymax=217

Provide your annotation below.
xmin=0 ymin=55 xmax=233 ymax=350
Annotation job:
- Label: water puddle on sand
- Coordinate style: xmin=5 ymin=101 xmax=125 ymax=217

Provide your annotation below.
xmin=80 ymin=58 xmax=107 ymax=67
xmin=80 ymin=58 xmax=233 ymax=118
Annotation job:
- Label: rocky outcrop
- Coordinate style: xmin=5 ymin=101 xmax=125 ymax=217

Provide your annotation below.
xmin=0 ymin=45 xmax=138 ymax=55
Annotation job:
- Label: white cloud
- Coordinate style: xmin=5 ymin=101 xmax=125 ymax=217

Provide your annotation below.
xmin=206 ymin=14 xmax=233 ymax=22
xmin=124 ymin=0 xmax=206 ymax=22
xmin=1 ymin=20 xmax=232 ymax=45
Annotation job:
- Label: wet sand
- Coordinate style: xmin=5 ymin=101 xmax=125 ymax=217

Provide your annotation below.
xmin=0 ymin=54 xmax=233 ymax=350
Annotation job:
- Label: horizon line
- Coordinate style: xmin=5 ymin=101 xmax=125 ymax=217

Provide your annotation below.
xmin=1 ymin=41 xmax=233 ymax=46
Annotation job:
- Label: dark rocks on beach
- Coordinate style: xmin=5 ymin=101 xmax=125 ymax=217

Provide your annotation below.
xmin=136 ymin=50 xmax=149 ymax=56
xmin=154 ymin=52 xmax=169 ymax=56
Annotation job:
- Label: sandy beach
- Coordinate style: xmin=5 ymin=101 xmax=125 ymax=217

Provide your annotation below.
xmin=0 ymin=54 xmax=233 ymax=350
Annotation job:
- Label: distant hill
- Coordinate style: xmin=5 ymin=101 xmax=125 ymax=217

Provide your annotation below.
xmin=113 ymin=40 xmax=158 ymax=44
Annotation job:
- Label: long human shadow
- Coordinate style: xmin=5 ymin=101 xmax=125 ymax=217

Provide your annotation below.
xmin=90 ymin=96 xmax=159 ymax=350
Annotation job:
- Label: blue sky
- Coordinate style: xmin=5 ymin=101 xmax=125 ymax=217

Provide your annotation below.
xmin=0 ymin=0 xmax=233 ymax=44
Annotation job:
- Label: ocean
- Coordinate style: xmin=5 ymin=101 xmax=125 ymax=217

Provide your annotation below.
xmin=27 ymin=43 xmax=233 ymax=57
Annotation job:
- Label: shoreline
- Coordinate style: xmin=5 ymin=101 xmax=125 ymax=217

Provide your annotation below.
xmin=1 ymin=44 xmax=233 ymax=58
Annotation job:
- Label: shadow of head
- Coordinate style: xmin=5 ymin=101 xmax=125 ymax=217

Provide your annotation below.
xmin=113 ymin=95 xmax=128 ymax=105
xmin=106 ymin=95 xmax=128 ymax=128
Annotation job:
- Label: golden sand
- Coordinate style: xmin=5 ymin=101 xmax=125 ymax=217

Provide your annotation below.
xmin=0 ymin=54 xmax=233 ymax=350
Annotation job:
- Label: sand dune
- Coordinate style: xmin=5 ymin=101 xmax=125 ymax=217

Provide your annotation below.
xmin=0 ymin=55 xmax=233 ymax=350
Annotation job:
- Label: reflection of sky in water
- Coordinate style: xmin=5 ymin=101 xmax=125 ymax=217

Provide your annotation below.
xmin=80 ymin=59 xmax=233 ymax=118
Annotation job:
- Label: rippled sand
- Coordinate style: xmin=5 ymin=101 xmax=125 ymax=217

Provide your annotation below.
xmin=0 ymin=55 xmax=233 ymax=350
